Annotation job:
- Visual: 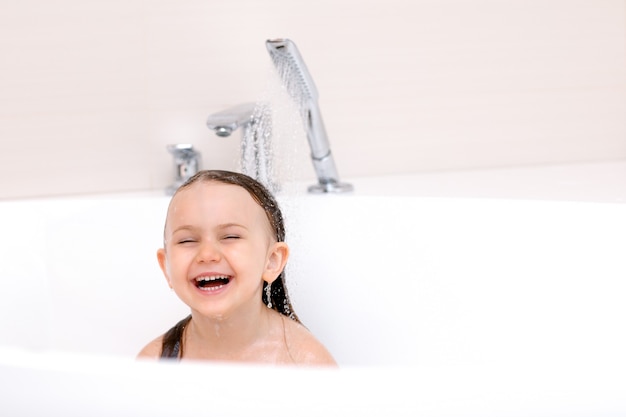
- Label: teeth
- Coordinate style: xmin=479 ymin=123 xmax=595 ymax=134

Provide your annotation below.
xmin=198 ymin=283 xmax=225 ymax=292
xmin=194 ymin=275 xmax=230 ymax=292
xmin=195 ymin=275 xmax=229 ymax=282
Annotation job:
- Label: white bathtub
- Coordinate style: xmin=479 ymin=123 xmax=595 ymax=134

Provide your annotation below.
xmin=1 ymin=161 xmax=626 ymax=416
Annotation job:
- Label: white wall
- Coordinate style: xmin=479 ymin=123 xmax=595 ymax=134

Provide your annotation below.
xmin=1 ymin=0 xmax=625 ymax=199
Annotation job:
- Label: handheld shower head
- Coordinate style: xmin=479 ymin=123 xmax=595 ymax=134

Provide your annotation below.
xmin=265 ymin=38 xmax=352 ymax=193
xmin=266 ymin=39 xmax=319 ymax=103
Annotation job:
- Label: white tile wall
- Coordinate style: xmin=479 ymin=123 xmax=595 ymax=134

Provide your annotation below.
xmin=1 ymin=0 xmax=625 ymax=198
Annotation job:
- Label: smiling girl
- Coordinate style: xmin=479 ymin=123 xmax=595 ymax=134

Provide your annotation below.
xmin=137 ymin=170 xmax=336 ymax=366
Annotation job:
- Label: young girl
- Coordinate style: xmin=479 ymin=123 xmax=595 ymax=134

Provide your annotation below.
xmin=138 ymin=170 xmax=336 ymax=366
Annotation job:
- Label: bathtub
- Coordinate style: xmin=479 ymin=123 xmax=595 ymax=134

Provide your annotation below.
xmin=1 ymin=161 xmax=625 ymax=416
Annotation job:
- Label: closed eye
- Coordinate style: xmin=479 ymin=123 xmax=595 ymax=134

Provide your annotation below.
xmin=177 ymin=238 xmax=197 ymax=244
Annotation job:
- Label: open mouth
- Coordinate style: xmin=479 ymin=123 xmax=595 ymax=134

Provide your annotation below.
xmin=194 ymin=275 xmax=231 ymax=292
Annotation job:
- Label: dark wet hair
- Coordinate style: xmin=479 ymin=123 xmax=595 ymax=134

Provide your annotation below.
xmin=169 ymin=169 xmax=300 ymax=323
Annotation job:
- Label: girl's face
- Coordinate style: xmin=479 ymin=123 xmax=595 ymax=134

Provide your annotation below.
xmin=157 ymin=181 xmax=288 ymax=319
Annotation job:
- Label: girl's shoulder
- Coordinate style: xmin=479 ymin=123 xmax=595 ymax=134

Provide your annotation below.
xmin=283 ymin=317 xmax=338 ymax=367
xmin=136 ymin=335 xmax=164 ymax=359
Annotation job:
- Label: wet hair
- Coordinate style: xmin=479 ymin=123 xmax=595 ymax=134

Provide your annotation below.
xmin=167 ymin=169 xmax=300 ymax=323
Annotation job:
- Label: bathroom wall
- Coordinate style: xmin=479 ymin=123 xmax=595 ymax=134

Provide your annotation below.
xmin=1 ymin=0 xmax=625 ymax=199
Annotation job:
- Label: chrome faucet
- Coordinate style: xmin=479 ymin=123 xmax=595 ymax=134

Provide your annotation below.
xmin=266 ymin=39 xmax=353 ymax=193
xmin=206 ymin=102 xmax=256 ymax=138
xmin=206 ymin=102 xmax=276 ymax=192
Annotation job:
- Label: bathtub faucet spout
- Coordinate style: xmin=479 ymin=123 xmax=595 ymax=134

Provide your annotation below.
xmin=206 ymin=102 xmax=276 ymax=192
xmin=206 ymin=102 xmax=256 ymax=138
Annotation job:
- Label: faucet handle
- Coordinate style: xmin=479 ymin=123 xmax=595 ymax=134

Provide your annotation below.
xmin=166 ymin=144 xmax=201 ymax=195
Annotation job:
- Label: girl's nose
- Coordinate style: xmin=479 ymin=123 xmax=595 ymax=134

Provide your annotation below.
xmin=195 ymin=241 xmax=221 ymax=263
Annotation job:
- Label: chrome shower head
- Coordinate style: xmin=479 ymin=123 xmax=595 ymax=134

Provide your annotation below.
xmin=265 ymin=38 xmax=353 ymax=193
xmin=266 ymin=38 xmax=319 ymax=103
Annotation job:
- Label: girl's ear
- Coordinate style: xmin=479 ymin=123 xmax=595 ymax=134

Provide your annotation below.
xmin=263 ymin=242 xmax=289 ymax=283
xmin=156 ymin=248 xmax=172 ymax=288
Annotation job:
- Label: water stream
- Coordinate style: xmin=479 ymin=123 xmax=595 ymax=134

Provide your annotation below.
xmin=239 ymin=61 xmax=309 ymax=194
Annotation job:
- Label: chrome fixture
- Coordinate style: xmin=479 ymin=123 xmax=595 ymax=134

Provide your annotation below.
xmin=206 ymin=102 xmax=276 ymax=191
xmin=206 ymin=102 xmax=256 ymax=138
xmin=266 ymin=38 xmax=353 ymax=193
xmin=166 ymin=144 xmax=200 ymax=195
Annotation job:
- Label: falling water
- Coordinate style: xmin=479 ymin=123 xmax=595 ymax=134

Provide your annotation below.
xmin=269 ymin=52 xmax=314 ymax=128
xmin=238 ymin=59 xmax=315 ymax=311
xmin=240 ymin=101 xmax=276 ymax=192
xmin=239 ymin=60 xmax=309 ymax=194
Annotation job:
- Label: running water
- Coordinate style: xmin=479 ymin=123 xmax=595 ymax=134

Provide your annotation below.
xmin=239 ymin=63 xmax=309 ymax=194
xmin=240 ymin=101 xmax=275 ymax=192
xmin=239 ymin=61 xmax=313 ymax=307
